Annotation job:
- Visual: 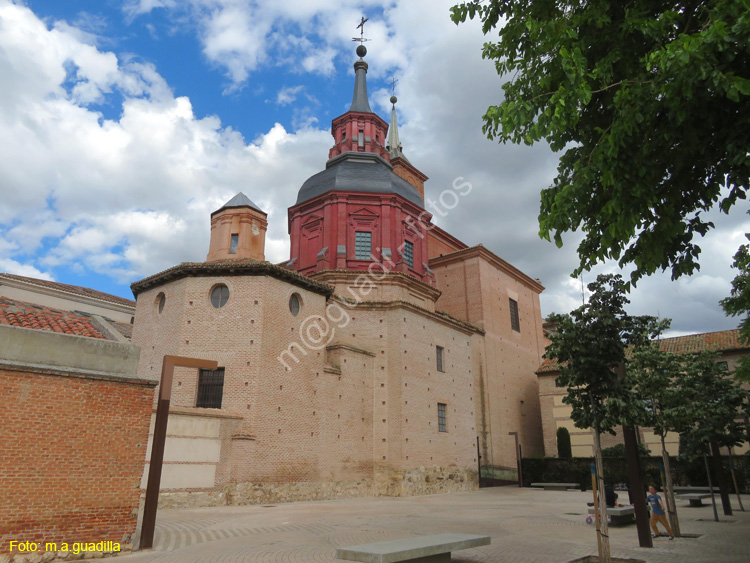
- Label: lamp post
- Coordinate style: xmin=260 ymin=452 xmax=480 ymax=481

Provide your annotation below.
xmin=508 ymin=431 xmax=522 ymax=487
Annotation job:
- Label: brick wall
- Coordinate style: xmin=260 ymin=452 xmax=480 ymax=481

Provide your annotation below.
xmin=0 ymin=366 xmax=154 ymax=557
xmin=132 ymin=270 xmax=481 ymax=505
xmin=430 ymin=247 xmax=547 ymax=474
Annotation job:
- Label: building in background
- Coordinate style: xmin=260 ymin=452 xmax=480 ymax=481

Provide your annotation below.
xmin=0 ymin=280 xmax=152 ymax=561
xmin=129 ymin=44 xmax=548 ymax=507
xmin=536 ymin=329 xmax=750 ymax=457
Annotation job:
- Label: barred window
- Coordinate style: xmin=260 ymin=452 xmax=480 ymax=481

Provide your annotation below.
xmin=509 ymin=298 xmax=520 ymax=332
xmin=403 ymin=241 xmax=414 ymax=268
xmin=355 ymin=231 xmax=372 ymax=259
xmin=197 ymin=368 xmax=224 ymax=409
xmin=436 ymin=345 xmax=444 ymax=372
xmin=438 ymin=403 xmax=447 ymax=432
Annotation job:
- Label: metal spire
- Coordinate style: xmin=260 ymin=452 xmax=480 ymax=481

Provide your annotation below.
xmin=386 ymin=78 xmax=408 ymax=162
xmin=349 ymin=16 xmax=373 ymax=113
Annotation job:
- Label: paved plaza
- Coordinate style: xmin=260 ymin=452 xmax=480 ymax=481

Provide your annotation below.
xmin=117 ymin=487 xmax=750 ymax=562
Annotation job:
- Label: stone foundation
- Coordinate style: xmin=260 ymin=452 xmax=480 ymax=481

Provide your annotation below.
xmin=156 ymin=466 xmax=478 ymax=509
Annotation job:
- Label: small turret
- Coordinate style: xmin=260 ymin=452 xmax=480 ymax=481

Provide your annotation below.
xmin=207 ymin=193 xmax=267 ymax=262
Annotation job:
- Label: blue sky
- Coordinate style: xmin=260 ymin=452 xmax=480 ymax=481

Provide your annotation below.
xmin=0 ymin=0 xmax=747 ymax=334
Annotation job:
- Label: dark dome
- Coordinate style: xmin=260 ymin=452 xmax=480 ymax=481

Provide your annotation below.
xmin=295 ymin=152 xmax=423 ymax=208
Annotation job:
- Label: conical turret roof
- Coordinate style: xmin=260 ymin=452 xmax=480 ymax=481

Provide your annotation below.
xmin=211 ymin=192 xmax=265 ymax=216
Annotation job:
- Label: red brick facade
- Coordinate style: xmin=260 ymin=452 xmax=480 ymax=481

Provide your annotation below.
xmin=0 ymin=366 xmax=154 ymax=556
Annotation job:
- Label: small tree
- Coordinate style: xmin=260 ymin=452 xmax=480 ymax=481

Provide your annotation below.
xmin=546 ymin=274 xmax=660 ymax=562
xmin=721 ymin=227 xmax=750 ymax=382
xmin=676 ymin=351 xmax=750 ymax=515
xmin=629 ymin=341 xmax=691 ymax=535
xmin=557 ymin=427 xmax=572 ymax=459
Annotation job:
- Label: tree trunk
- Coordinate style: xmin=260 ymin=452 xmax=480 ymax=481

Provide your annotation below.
xmin=728 ymin=447 xmax=745 ymax=512
xmin=660 ymin=435 xmax=681 ymax=536
xmin=710 ymin=441 xmax=732 ymax=516
xmin=593 ymin=429 xmax=611 ymax=563
xmin=623 ymin=425 xmax=652 ymax=547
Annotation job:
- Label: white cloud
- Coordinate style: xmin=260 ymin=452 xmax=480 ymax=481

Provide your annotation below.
xmin=0 ymin=0 xmax=328 ymax=283
xmin=0 ymin=259 xmax=55 ymax=281
xmin=274 ymin=85 xmax=304 ymax=106
xmin=1 ymin=0 xmax=745 ymax=335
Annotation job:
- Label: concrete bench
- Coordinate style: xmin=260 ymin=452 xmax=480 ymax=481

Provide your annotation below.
xmin=677 ymin=493 xmax=712 ymax=507
xmin=530 ymin=482 xmax=579 ymax=491
xmin=587 ymin=506 xmax=635 ymax=526
xmin=336 ymin=533 xmax=490 ymax=563
xmin=673 ymin=486 xmax=718 ymax=494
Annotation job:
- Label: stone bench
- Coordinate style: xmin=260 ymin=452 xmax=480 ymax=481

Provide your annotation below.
xmin=587 ymin=506 xmax=635 ymax=526
xmin=677 ymin=493 xmax=712 ymax=507
xmin=335 ymin=533 xmax=490 ymax=563
xmin=530 ymin=482 xmax=579 ymax=491
xmin=673 ymin=486 xmax=719 ymax=494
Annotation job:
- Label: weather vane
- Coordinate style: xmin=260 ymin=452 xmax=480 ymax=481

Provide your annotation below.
xmin=390 ymin=76 xmax=398 ymax=97
xmin=353 ymin=16 xmax=371 ymax=45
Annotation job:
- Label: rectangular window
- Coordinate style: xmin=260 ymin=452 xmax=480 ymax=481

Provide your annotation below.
xmin=197 ymin=368 xmax=224 ymax=409
xmin=509 ymin=298 xmax=520 ymax=332
xmin=358 ymin=130 xmax=364 ymax=148
xmin=403 ymin=241 xmax=414 ymax=268
xmin=438 ymin=403 xmax=447 ymax=432
xmin=436 ymin=345 xmax=444 ymax=372
xmin=717 ymin=361 xmax=729 ymax=371
xmin=229 ymin=234 xmax=239 ymax=254
xmin=355 ymin=231 xmax=372 ymax=259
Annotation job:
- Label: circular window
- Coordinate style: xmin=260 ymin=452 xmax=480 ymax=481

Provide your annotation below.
xmin=289 ymin=293 xmax=301 ymax=316
xmin=157 ymin=293 xmax=165 ymax=314
xmin=210 ymin=284 xmax=230 ymax=308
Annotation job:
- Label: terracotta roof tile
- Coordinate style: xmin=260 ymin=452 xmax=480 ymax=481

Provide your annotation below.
xmin=536 ymin=329 xmax=747 ymax=375
xmin=657 ymin=329 xmax=747 ymax=354
xmin=0 ymin=297 xmax=105 ymax=339
xmin=0 ymin=272 xmax=135 ymax=308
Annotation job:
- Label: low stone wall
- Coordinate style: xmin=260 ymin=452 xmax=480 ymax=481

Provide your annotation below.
xmin=156 ymin=465 xmax=478 ymax=508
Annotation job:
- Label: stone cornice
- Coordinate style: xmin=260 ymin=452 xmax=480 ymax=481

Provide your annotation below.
xmin=311 ymin=269 xmax=441 ymax=302
xmin=330 ymin=296 xmax=484 ymax=335
xmin=130 ymin=259 xmax=334 ymax=298
xmin=429 ymin=244 xmax=544 ymax=294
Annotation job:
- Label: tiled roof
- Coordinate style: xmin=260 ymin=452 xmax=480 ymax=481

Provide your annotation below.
xmin=0 ymin=273 xmax=135 ymax=308
xmin=110 ymin=320 xmax=133 ymax=340
xmin=131 ymin=258 xmax=334 ymax=297
xmin=657 ymin=329 xmax=748 ymax=354
xmin=535 ymin=329 xmax=748 ymax=375
xmin=0 ymin=297 xmax=105 ymax=339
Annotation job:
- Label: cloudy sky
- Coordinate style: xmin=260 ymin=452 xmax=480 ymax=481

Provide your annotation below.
xmin=0 ymin=0 xmax=746 ymax=335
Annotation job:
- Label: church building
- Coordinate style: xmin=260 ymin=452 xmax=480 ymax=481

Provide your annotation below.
xmin=130 ymin=43 xmax=547 ymax=507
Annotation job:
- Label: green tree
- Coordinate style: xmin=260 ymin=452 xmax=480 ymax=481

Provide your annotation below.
xmin=557 ymin=426 xmax=572 ymax=459
xmin=677 ymin=350 xmax=750 ymax=515
xmin=721 ymin=228 xmax=750 ymax=381
xmin=450 ymin=1 xmax=749 ymax=286
xmin=545 ymin=274 xmax=661 ymax=561
xmin=629 ymin=342 xmax=690 ymax=535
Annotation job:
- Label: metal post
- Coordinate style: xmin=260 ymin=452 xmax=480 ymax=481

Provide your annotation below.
xmin=509 ymin=431 xmax=521 ymax=487
xmin=139 ymin=355 xmax=218 ymax=550
xmin=476 ymin=436 xmax=482 ymax=486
